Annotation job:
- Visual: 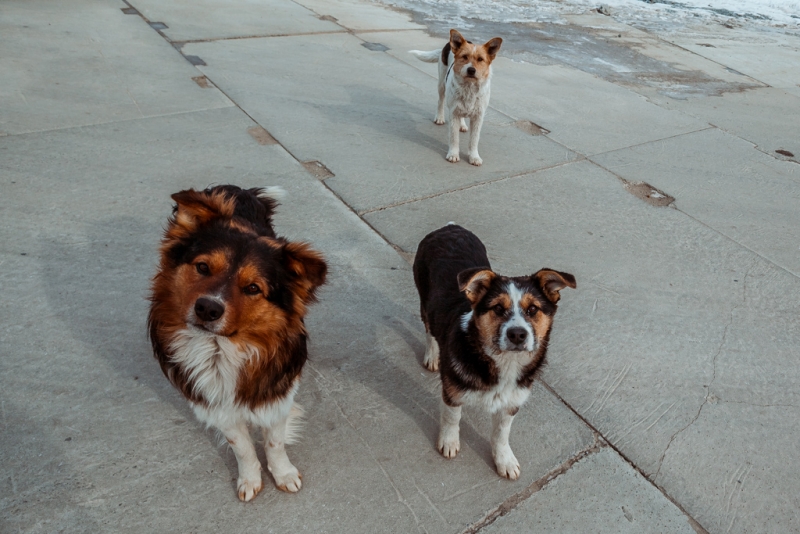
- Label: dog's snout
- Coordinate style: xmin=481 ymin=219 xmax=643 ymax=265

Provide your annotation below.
xmin=195 ymin=297 xmax=225 ymax=322
xmin=467 ymin=66 xmax=476 ymax=76
xmin=506 ymin=327 xmax=527 ymax=346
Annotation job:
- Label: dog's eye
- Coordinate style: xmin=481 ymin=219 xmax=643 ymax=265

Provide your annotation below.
xmin=244 ymin=284 xmax=261 ymax=295
xmin=493 ymin=304 xmax=506 ymax=316
xmin=526 ymin=305 xmax=538 ymax=316
xmin=462 ymin=54 xmax=468 ymax=60
xmin=477 ymin=57 xmax=484 ymax=62
xmin=196 ymin=262 xmax=210 ymax=275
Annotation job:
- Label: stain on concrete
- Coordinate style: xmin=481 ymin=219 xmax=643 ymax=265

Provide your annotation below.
xmin=513 ymin=120 xmax=550 ymax=136
xmin=303 ymin=160 xmax=335 ymax=179
xmin=625 ymin=181 xmax=675 ymax=207
xmin=182 ymin=54 xmax=206 ymax=66
xmin=247 ymin=126 xmax=278 ymax=145
xmin=362 ymin=42 xmax=390 ymax=52
xmin=191 ymin=75 xmax=212 ymax=88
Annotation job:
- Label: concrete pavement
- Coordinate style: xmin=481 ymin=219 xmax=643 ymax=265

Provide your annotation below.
xmin=1 ymin=0 xmax=798 ymax=532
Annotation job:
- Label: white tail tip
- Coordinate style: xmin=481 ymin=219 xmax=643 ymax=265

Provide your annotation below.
xmin=259 ymin=186 xmax=286 ymax=201
xmin=284 ymin=403 xmax=305 ymax=445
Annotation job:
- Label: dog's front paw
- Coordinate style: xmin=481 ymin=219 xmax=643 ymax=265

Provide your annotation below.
xmin=271 ymin=466 xmax=302 ymax=493
xmin=494 ymin=448 xmax=520 ymax=480
xmin=446 ymin=151 xmax=460 ymax=163
xmin=468 ymin=153 xmax=483 ymax=166
xmin=434 ymin=116 xmax=446 ymax=125
xmin=237 ymin=475 xmax=264 ymax=502
xmin=423 ymin=355 xmax=439 ymax=372
xmin=438 ymin=427 xmax=461 ymax=458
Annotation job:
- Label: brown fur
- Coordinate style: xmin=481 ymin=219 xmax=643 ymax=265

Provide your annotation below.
xmin=449 ymin=29 xmax=502 ymax=82
xmin=148 ymin=186 xmax=327 ymax=410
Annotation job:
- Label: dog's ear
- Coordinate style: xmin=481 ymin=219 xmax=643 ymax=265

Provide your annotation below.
xmin=532 ymin=269 xmax=576 ymax=303
xmin=458 ymin=267 xmax=496 ymax=304
xmin=483 ymin=37 xmax=503 ymax=59
xmin=170 ymin=189 xmax=235 ymax=231
xmin=450 ymin=29 xmax=467 ymax=51
xmin=282 ymin=242 xmax=328 ymax=304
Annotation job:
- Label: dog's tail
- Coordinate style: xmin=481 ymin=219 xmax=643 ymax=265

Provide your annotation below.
xmin=283 ymin=403 xmax=305 ymax=445
xmin=409 ymin=49 xmax=441 ymax=63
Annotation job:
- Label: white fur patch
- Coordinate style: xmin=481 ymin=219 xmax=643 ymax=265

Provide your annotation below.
xmin=499 ymin=282 xmax=535 ymax=352
xmin=169 ymin=327 xmax=300 ymax=432
xmin=169 ymin=328 xmax=251 ymax=406
xmin=461 ymin=350 xmax=533 ymax=413
xmin=460 ymin=310 xmax=473 ymax=332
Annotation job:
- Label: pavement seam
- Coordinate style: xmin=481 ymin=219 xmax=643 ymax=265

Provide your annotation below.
xmin=586 ymin=125 xmax=716 ymax=160
xmin=539 ymin=381 xmax=711 ymax=534
xmin=655 ymin=35 xmax=769 ymax=88
xmin=590 ymin=148 xmax=800 ymax=281
xmin=356 ymin=158 xmax=583 ymax=217
xmin=460 ymin=433 xmax=606 ymax=534
xmin=174 ymin=30 xmax=348 ymax=45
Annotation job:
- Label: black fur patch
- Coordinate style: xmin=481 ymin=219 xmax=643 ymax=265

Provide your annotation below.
xmin=441 ymin=42 xmax=451 ymax=66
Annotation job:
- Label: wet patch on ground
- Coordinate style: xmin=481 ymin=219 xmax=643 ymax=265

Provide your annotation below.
xmin=400 ymin=13 xmax=762 ymax=98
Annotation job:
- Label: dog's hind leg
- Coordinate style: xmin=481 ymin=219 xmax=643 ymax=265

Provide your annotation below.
xmin=435 ymin=84 xmax=446 ymax=125
xmin=220 ymin=421 xmax=264 ymax=501
xmin=491 ymin=408 xmax=520 ymax=480
xmin=459 ymin=118 xmax=468 ymax=132
xmin=263 ymin=416 xmax=302 ymax=493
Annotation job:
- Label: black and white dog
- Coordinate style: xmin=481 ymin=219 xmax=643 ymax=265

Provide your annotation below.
xmin=413 ymin=224 xmax=575 ymax=479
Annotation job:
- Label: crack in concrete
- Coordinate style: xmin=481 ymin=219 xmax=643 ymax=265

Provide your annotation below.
xmin=460 ymin=433 xmax=606 ymax=534
xmin=356 ymin=158 xmax=582 ymax=216
xmin=653 ymin=261 xmax=755 ymax=482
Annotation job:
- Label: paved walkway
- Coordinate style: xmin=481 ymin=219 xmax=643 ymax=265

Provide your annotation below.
xmin=1 ymin=0 xmax=798 ymax=532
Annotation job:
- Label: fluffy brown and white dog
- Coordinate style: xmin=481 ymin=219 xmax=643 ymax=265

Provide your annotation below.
xmin=413 ymin=224 xmax=575 ymax=479
xmin=148 ymin=185 xmax=327 ymax=501
xmin=410 ymin=29 xmax=502 ymax=166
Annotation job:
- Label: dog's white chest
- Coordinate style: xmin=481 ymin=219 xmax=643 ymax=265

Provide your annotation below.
xmin=169 ymin=328 xmax=250 ymax=407
xmin=447 ymin=79 xmax=490 ymax=118
xmin=461 ymin=352 xmax=532 ymax=413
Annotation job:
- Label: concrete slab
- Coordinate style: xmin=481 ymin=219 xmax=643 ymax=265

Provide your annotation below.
xmin=666 ymin=29 xmax=800 ymax=98
xmin=185 ymin=33 xmax=578 ymax=213
xmin=0 ymin=107 xmax=596 ymax=533
xmin=591 ymin=127 xmax=800 ymax=277
xmin=649 ymin=87 xmax=800 ymax=164
xmin=657 ymin=402 xmax=800 ymax=534
xmin=292 ymin=0 xmax=424 ymax=32
xmin=0 ymin=0 xmax=232 ymax=135
xmin=363 ymin=158 xmax=800 ymax=531
xmin=128 ymin=0 xmax=343 ymax=42
xmin=482 ymin=448 xmax=697 ymax=534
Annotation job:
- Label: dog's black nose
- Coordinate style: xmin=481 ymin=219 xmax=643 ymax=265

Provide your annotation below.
xmin=467 ymin=67 xmax=476 ymax=76
xmin=507 ymin=327 xmax=528 ymax=346
xmin=195 ymin=297 xmax=225 ymax=322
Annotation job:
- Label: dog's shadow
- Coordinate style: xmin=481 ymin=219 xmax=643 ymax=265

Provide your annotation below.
xmin=311 ymin=83 xmax=451 ymax=157
xmin=38 ymin=216 xmax=245 ymax=482
xmin=306 ymin=264 xmax=496 ymax=472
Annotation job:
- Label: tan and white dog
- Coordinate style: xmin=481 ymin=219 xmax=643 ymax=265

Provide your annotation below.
xmin=410 ymin=29 xmax=502 ymax=166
